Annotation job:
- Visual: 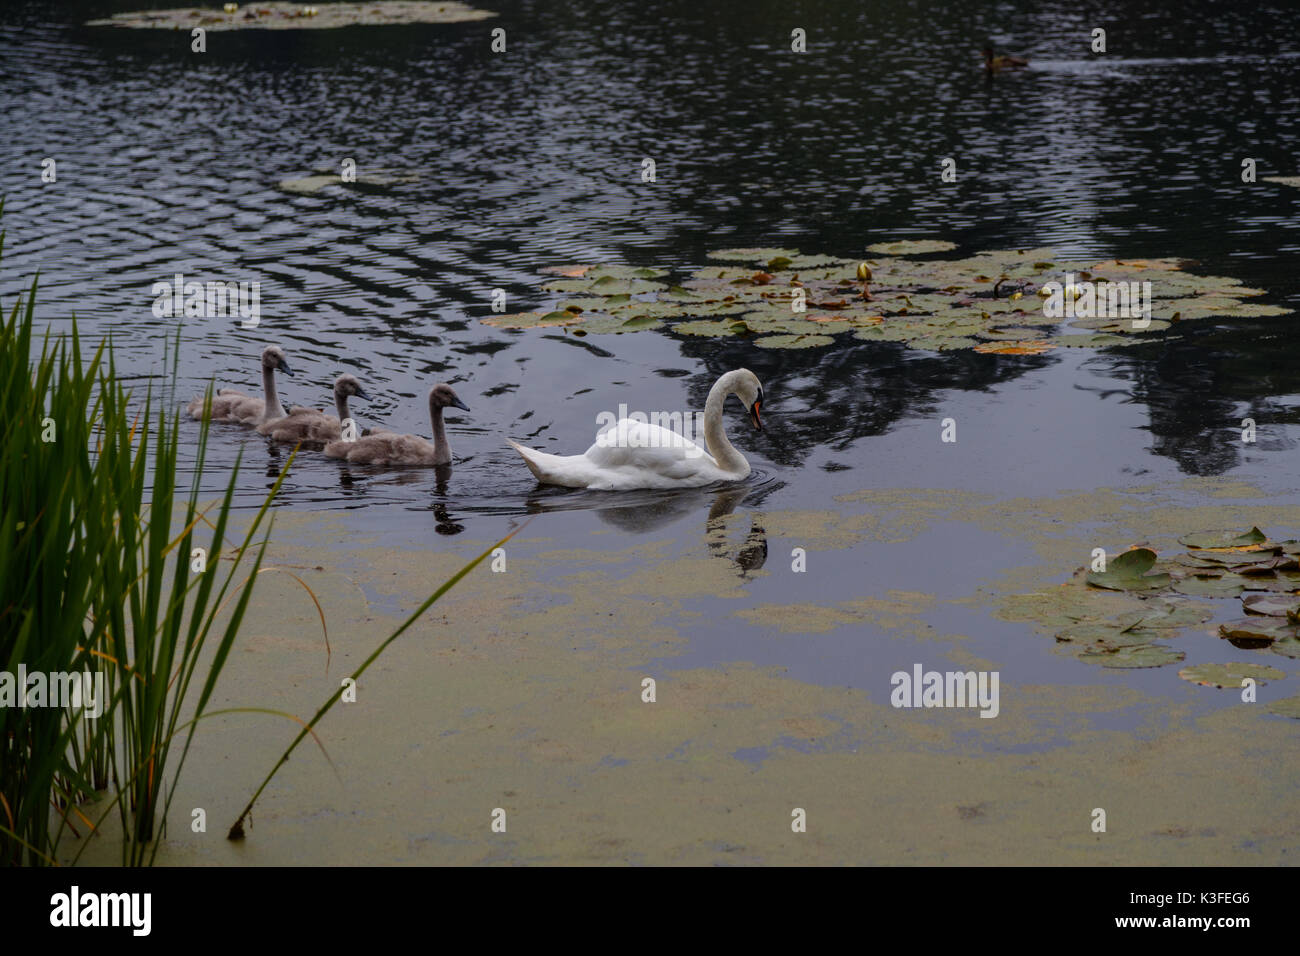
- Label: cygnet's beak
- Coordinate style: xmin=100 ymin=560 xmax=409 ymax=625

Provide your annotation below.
xmin=452 ymin=397 xmax=471 ymax=413
xmin=279 ymin=359 xmax=293 ymax=376
xmin=355 ymin=387 xmax=371 ymax=401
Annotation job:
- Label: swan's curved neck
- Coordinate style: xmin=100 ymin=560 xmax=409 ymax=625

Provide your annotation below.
xmin=703 ymin=371 xmax=749 ymax=475
xmin=262 ymin=363 xmax=286 ymax=421
xmin=429 ymin=399 xmax=452 ymax=466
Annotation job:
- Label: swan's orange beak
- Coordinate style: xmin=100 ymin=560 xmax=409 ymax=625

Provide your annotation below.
xmin=749 ymin=399 xmax=762 ymax=430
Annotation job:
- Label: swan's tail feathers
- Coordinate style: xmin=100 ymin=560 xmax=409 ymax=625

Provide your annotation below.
xmin=507 ymin=438 xmax=552 ymax=481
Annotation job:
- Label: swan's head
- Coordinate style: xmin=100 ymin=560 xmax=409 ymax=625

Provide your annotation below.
xmin=430 ymin=383 xmax=471 ymax=413
xmin=261 ymin=345 xmax=292 ymax=376
xmin=335 ymin=373 xmax=370 ymax=401
xmin=733 ymin=368 xmax=764 ymax=431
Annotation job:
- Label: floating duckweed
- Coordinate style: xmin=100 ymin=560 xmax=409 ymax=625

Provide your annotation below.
xmin=1265 ymin=696 xmax=1300 ymax=718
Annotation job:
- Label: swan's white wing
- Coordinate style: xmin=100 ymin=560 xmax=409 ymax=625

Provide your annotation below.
xmin=582 ymin=419 xmax=718 ymax=480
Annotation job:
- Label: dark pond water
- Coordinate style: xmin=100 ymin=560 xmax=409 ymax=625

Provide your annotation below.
xmin=4 ymin=0 xmax=1300 ymax=696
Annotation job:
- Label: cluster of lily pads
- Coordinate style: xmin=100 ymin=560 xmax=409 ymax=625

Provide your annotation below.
xmin=483 ymin=242 xmax=1290 ymax=352
xmin=1003 ymin=527 xmax=1300 ymax=719
xmin=86 ymin=2 xmax=495 ymax=31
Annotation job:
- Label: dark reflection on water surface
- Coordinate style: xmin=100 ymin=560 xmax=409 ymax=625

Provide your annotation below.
xmin=2 ymin=0 xmax=1298 ymax=523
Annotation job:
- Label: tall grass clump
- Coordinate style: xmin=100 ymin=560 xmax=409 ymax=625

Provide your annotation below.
xmin=2 ymin=206 xmax=508 ymax=863
xmin=0 ymin=207 xmax=290 ymax=865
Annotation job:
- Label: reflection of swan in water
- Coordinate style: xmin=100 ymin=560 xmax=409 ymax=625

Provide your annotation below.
xmin=431 ymin=500 xmax=464 ymax=535
xmin=335 ymin=465 xmax=433 ymax=489
xmin=522 ymin=483 xmax=768 ymax=578
xmin=525 ymin=484 xmax=724 ymax=534
xmin=705 ymin=486 xmax=768 ymax=578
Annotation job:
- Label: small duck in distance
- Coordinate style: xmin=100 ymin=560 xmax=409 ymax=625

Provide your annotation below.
xmin=983 ymin=45 xmax=1029 ymax=74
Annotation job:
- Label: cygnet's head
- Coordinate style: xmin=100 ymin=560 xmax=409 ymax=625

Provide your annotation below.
xmin=261 ymin=345 xmax=292 ymax=375
xmin=429 ymin=383 xmax=471 ymax=412
xmin=334 ymin=373 xmax=370 ymax=401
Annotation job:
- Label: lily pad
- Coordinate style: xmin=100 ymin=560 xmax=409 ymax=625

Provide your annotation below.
xmin=279 ymin=169 xmax=420 ymax=195
xmin=1086 ymin=548 xmax=1171 ymax=591
xmin=1172 ymin=576 xmax=1244 ymax=598
xmin=673 ymin=319 xmax=753 ymax=337
xmin=1055 ymin=624 xmax=1162 ymax=649
xmin=574 ymin=314 xmax=663 ymax=334
xmin=1178 ymin=662 xmax=1286 ymax=688
xmin=586 ymin=265 xmax=669 ymax=280
xmin=88 ymin=2 xmax=496 ymax=30
xmin=543 ymin=276 xmax=665 ymax=296
xmin=972 ymin=339 xmax=1056 ymax=355
xmin=754 ymin=333 xmax=835 ymax=350
xmin=865 ymin=240 xmax=958 ymax=256
xmin=1076 ymin=644 xmax=1185 ymax=669
xmin=502 ymin=244 xmax=1284 ymax=353
xmin=1270 ymin=636 xmax=1300 ymax=660
xmin=482 ymin=310 xmax=582 ymax=329
xmin=707 ymin=248 xmax=801 ymax=262
xmin=1178 ymin=527 xmax=1268 ymax=549
xmin=1114 ymin=602 xmax=1212 ymax=628
xmin=1218 ymin=617 xmax=1298 ymax=647
xmin=1242 ymin=593 xmax=1300 ymax=617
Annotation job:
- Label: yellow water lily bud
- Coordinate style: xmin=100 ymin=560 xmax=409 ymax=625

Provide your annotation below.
xmin=1010 ymin=291 xmax=1023 ymax=301
xmin=223 ymin=2 xmax=237 ymax=11
xmin=856 ymin=262 xmax=872 ymax=281
xmin=1036 ymin=286 xmax=1051 ymax=298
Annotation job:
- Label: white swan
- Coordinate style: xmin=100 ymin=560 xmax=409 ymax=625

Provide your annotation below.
xmin=187 ymin=345 xmax=293 ymax=426
xmin=323 ymin=384 xmax=470 ymax=466
xmin=508 ymin=368 xmax=764 ymax=490
xmin=258 ymin=373 xmax=370 ymax=444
